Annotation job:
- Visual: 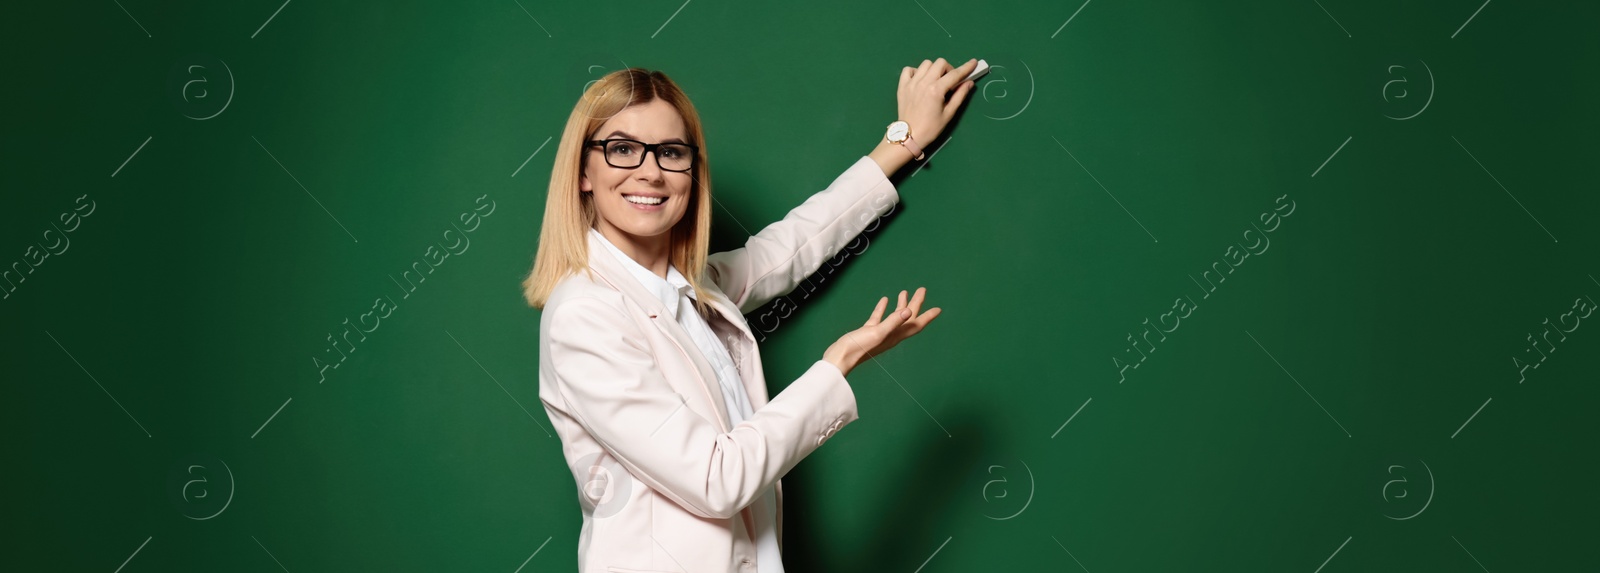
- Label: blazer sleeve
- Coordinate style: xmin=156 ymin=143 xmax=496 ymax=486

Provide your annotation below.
xmin=544 ymin=295 xmax=860 ymax=520
xmin=707 ymin=155 xmax=900 ymax=315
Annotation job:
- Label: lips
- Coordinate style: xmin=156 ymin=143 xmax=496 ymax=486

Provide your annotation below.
xmin=623 ymin=194 xmax=667 ymax=206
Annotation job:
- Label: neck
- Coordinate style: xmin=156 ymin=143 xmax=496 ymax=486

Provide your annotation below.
xmin=596 ymin=222 xmax=672 ymax=279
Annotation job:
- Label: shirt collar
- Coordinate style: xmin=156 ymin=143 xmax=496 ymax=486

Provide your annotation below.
xmin=590 ymin=227 xmax=695 ymax=319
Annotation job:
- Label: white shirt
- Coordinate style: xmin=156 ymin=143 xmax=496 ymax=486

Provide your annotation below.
xmin=590 ymin=227 xmax=785 ymax=573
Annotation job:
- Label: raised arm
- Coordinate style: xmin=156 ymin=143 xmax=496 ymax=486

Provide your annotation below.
xmin=706 ymin=156 xmax=900 ymax=314
xmin=707 ymin=57 xmax=978 ymax=314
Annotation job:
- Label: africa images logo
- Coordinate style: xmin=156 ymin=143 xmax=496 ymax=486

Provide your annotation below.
xmin=166 ymin=454 xmax=235 ymax=521
xmin=1381 ymin=459 xmax=1434 ymax=521
xmin=1381 ymin=60 xmax=1434 ymax=121
xmin=575 ymin=452 xmax=634 ymax=519
xmin=980 ymin=459 xmax=1036 ymax=521
xmin=166 ymin=54 xmax=235 ymax=121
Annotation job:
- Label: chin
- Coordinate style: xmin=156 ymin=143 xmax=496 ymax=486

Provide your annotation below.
xmin=616 ymin=217 xmax=678 ymax=239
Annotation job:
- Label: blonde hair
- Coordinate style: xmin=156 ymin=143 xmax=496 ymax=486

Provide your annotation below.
xmin=521 ymin=68 xmax=717 ymax=317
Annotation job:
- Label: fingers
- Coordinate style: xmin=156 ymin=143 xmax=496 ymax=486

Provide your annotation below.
xmin=847 ymin=289 xmax=939 ymax=365
xmin=870 ymin=292 xmax=912 ymax=328
xmin=943 ymin=79 xmax=974 ymax=117
xmin=910 ymin=59 xmax=952 ymax=92
xmin=864 ymin=288 xmax=935 ymax=334
xmin=885 ymin=288 xmax=932 ymax=323
xmin=865 ymin=296 xmax=888 ymax=326
xmin=887 ymin=292 xmax=910 ymax=324
xmin=866 ymin=297 xmax=910 ymax=335
xmin=936 ymin=58 xmax=979 ymax=92
xmin=910 ymin=58 xmax=974 ymax=87
xmin=885 ymin=303 xmax=912 ymax=324
xmin=896 ymin=288 xmax=939 ymax=332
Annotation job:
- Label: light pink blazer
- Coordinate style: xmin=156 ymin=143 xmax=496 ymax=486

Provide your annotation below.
xmin=538 ymin=156 xmax=901 ymax=573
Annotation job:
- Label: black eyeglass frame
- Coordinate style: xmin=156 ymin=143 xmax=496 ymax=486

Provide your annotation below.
xmin=584 ymin=138 xmax=700 ymax=172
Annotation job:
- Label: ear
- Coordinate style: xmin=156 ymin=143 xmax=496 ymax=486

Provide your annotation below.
xmin=579 ymin=165 xmax=591 ymax=193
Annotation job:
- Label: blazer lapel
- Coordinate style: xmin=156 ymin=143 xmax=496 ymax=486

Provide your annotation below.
xmin=584 ymin=231 xmax=732 ymax=433
xmin=698 ymin=292 xmax=771 ymax=412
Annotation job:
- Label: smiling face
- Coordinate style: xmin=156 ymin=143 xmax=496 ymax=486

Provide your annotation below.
xmin=581 ymin=98 xmax=695 ymax=256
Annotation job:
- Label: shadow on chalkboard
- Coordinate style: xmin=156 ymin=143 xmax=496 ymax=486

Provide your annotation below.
xmin=715 ymin=104 xmax=977 ymax=570
xmin=783 ymin=408 xmax=990 ymax=572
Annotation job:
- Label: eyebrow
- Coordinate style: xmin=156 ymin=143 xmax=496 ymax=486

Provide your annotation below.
xmin=602 ymin=130 xmax=690 ymax=145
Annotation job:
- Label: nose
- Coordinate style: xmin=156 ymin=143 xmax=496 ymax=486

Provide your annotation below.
xmin=634 ymin=149 xmax=665 ymax=181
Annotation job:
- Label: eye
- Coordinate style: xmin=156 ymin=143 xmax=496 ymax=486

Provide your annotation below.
xmin=660 ymin=145 xmax=685 ymax=159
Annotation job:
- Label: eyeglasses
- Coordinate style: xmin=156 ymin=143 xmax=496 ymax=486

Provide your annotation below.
xmin=585 ymin=138 xmax=699 ymax=172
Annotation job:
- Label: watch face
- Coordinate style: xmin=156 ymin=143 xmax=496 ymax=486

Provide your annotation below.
xmin=886 ymin=121 xmax=909 ymax=141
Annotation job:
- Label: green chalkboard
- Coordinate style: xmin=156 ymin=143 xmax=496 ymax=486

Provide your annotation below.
xmin=5 ymin=1 xmax=1597 ymax=570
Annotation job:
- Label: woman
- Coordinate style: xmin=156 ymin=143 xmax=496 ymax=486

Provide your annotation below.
xmin=523 ymin=58 xmax=977 ymax=573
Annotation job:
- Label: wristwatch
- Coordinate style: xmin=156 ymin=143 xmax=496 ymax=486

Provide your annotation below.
xmin=885 ymin=120 xmax=925 ymax=160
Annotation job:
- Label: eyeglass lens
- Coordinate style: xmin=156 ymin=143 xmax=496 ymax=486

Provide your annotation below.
xmin=604 ymin=140 xmax=694 ymax=171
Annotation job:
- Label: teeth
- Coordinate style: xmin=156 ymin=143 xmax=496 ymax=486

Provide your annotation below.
xmin=625 ymin=195 xmax=665 ymax=205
